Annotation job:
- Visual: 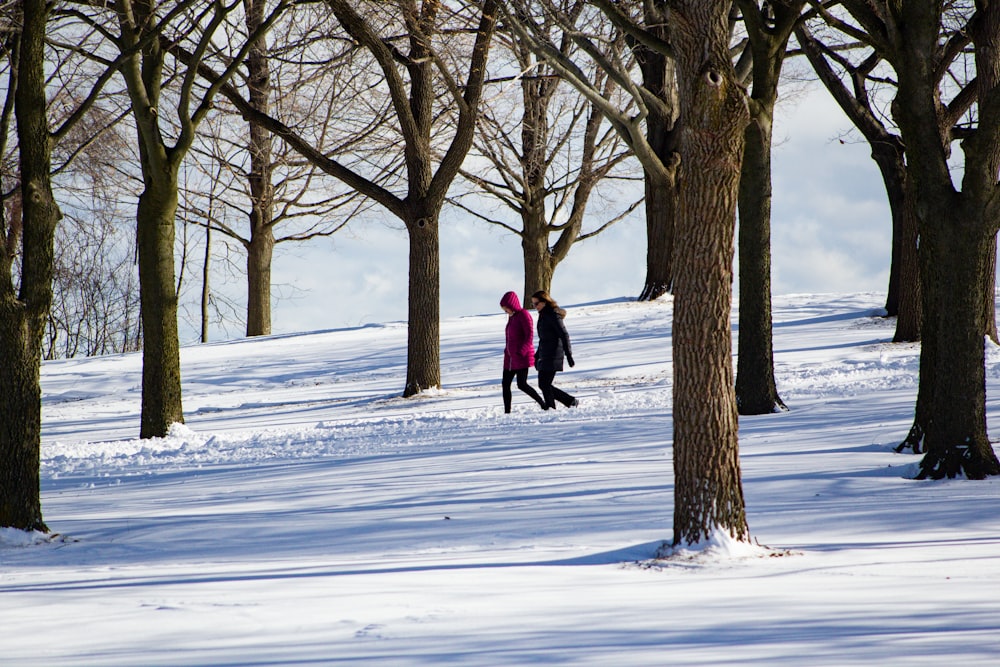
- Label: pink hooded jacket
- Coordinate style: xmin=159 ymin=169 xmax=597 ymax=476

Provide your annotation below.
xmin=500 ymin=291 xmax=536 ymax=371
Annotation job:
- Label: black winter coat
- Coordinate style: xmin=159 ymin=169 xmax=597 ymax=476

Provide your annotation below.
xmin=535 ymin=305 xmax=572 ymax=372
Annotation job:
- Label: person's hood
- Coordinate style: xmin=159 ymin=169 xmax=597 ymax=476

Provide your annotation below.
xmin=500 ymin=291 xmax=521 ymax=311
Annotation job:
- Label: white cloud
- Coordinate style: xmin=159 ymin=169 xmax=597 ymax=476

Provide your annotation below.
xmin=770 ymin=85 xmax=893 ymax=296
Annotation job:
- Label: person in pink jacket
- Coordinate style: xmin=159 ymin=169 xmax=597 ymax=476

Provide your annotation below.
xmin=500 ymin=291 xmax=547 ymax=413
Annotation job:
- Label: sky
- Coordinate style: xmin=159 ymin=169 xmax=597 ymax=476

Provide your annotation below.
xmin=251 ymin=82 xmax=893 ymax=338
xmin=4 ymin=292 xmax=1000 ymax=664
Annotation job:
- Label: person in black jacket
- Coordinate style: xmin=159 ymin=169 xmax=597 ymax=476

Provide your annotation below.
xmin=530 ymin=290 xmax=578 ymax=409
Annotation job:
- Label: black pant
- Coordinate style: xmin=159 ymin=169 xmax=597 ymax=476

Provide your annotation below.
xmin=503 ymin=368 xmax=546 ymax=412
xmin=537 ymin=369 xmax=576 ymax=409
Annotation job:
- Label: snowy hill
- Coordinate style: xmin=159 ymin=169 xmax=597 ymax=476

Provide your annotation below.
xmin=3 ymin=293 xmax=1000 ymax=666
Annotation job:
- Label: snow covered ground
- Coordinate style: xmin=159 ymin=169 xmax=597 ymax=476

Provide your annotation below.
xmin=3 ymin=292 xmax=1000 ymax=665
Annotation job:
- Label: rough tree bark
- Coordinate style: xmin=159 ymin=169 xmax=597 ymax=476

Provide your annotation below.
xmin=0 ymin=0 xmax=58 ymax=531
xmin=891 ymin=176 xmax=922 ymax=343
xmin=865 ymin=0 xmax=1000 ymax=478
xmin=668 ymin=0 xmax=751 ymax=546
xmin=733 ymin=0 xmax=800 ymax=415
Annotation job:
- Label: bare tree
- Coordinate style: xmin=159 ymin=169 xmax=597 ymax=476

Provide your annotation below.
xmin=455 ymin=1 xmax=640 ymax=301
xmin=178 ymin=4 xmax=371 ymax=339
xmin=502 ymin=0 xmax=751 ymax=546
xmin=665 ymin=0 xmax=751 ymax=546
xmin=0 ymin=0 xmax=138 ymax=529
xmin=825 ymin=1 xmax=1000 ymax=478
xmin=201 ymin=0 xmax=500 ymax=397
xmin=504 ymin=0 xmax=682 ymax=303
xmin=67 ymin=0 xmax=292 ymax=437
xmin=242 ymin=0 xmax=275 ymax=336
xmin=327 ymin=0 xmax=500 ymax=397
xmin=1 ymin=0 xmax=59 ymax=531
xmin=627 ymin=0 xmax=681 ymax=302
xmin=732 ymin=0 xmax=802 ymax=415
xmin=45 ymin=207 xmax=141 ymax=359
xmin=43 ymin=97 xmax=141 ymax=359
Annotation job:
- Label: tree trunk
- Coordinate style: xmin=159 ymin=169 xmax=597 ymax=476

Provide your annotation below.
xmin=634 ymin=12 xmax=679 ymax=302
xmin=915 ymin=220 xmax=1000 ymax=478
xmin=201 ymin=221 xmax=211 ymax=343
xmin=136 ymin=181 xmax=184 ymax=439
xmin=982 ymin=239 xmax=997 ymax=344
xmin=245 ymin=0 xmax=275 ymax=337
xmin=518 ymin=63 xmax=556 ymax=300
xmin=877 ymin=140 xmax=904 ymax=318
xmin=865 ymin=138 xmax=923 ymax=340
xmin=403 ymin=212 xmax=441 ymax=397
xmin=668 ymin=0 xmax=750 ymax=547
xmin=246 ymin=226 xmax=274 ymax=337
xmin=886 ymin=0 xmax=1000 ymax=478
xmin=884 ymin=214 xmax=901 ymax=316
xmin=521 ymin=206 xmax=554 ymax=301
xmin=0 ymin=317 xmax=48 ymax=531
xmin=733 ymin=0 xmax=805 ymax=416
xmin=736 ymin=101 xmax=785 ymax=414
xmin=0 ymin=0 xmax=57 ymax=531
xmin=892 ymin=172 xmax=922 ymax=342
xmin=638 ymin=169 xmax=678 ymax=302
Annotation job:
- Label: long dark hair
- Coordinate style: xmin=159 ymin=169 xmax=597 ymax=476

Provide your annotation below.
xmin=531 ymin=290 xmax=558 ymax=309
